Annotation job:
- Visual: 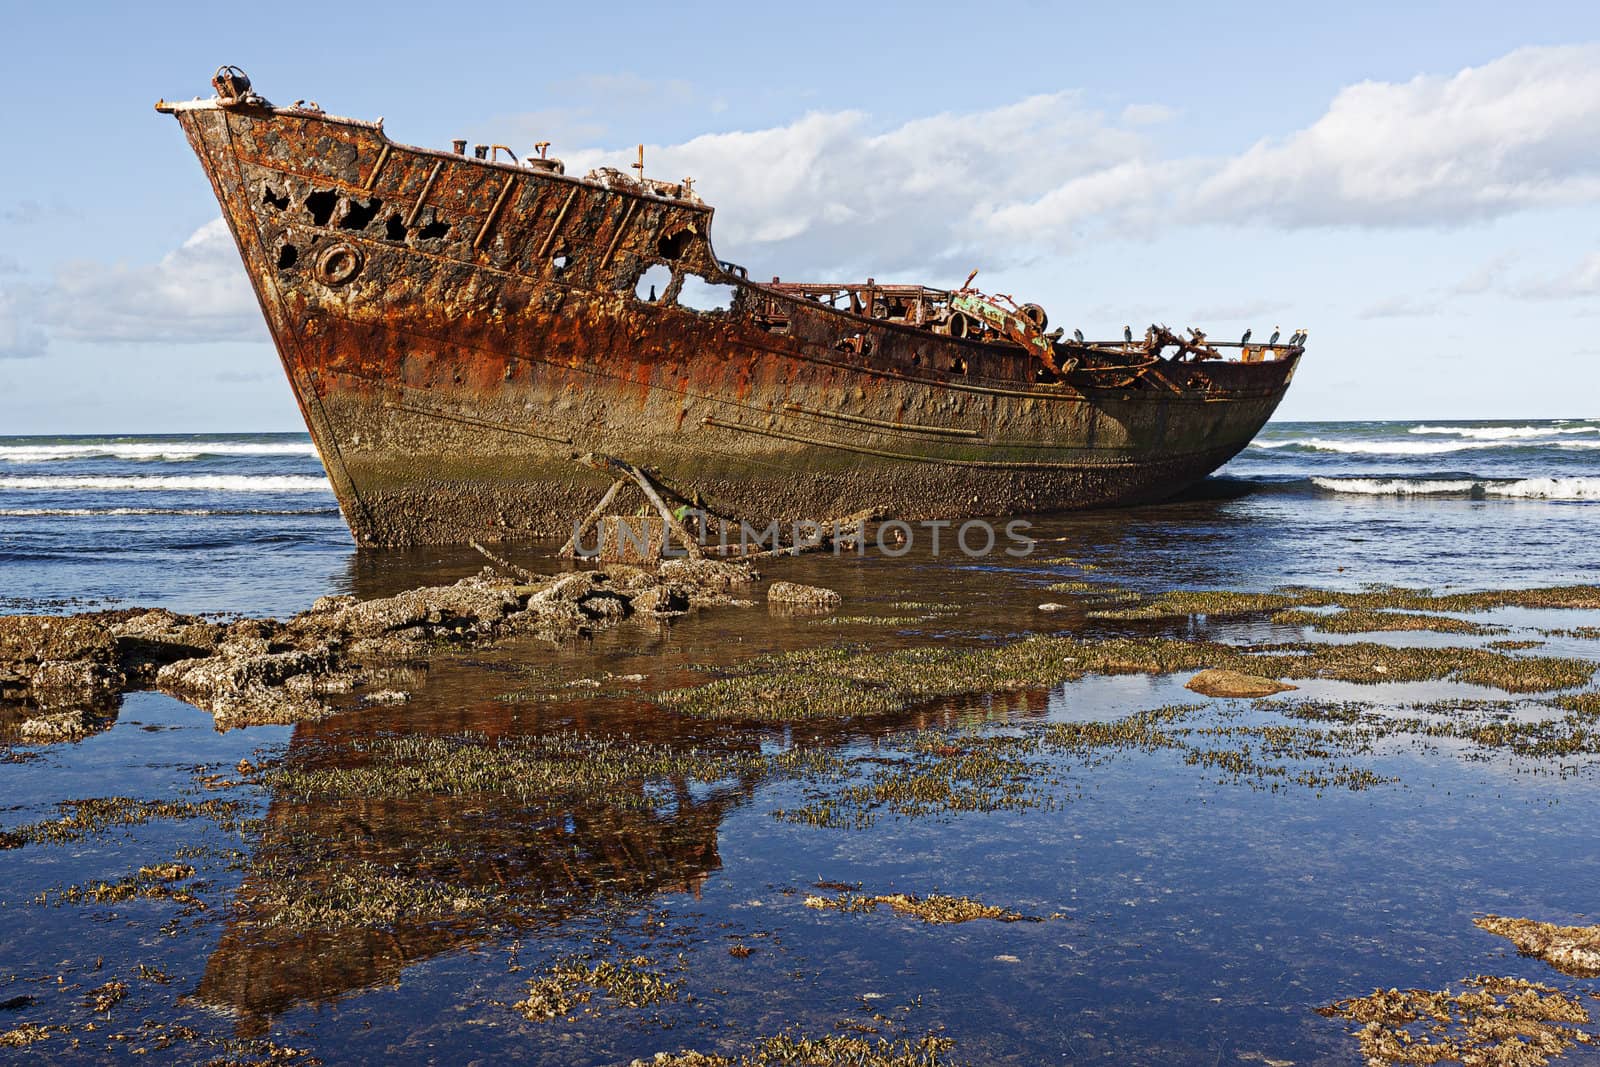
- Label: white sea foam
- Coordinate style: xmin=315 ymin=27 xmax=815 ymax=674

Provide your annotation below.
xmin=0 ymin=475 xmax=332 ymax=492
xmin=1310 ymin=478 xmax=1482 ymax=496
xmin=0 ymin=442 xmax=318 ymax=463
xmin=1252 ymin=438 xmax=1502 ymax=455
xmin=1484 ymin=477 xmax=1600 ymax=500
xmin=1312 ymin=477 xmax=1600 ymax=500
xmin=1409 ymin=424 xmax=1600 ymax=440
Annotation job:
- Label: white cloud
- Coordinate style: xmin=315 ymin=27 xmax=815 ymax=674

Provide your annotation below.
xmin=45 ymin=218 xmax=264 ymax=345
xmin=1194 ymin=44 xmax=1600 ymax=226
xmin=547 ymin=44 xmax=1600 ymax=277
xmin=0 ymin=286 xmax=48 ymax=359
xmin=1514 ymin=252 xmax=1600 ymax=299
xmin=567 ymin=92 xmax=1153 ymax=277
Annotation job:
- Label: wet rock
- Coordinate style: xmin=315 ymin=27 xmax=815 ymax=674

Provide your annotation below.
xmin=0 ymin=615 xmax=116 ymax=666
xmin=600 ymin=564 xmax=661 ymax=594
xmin=285 ymin=671 xmax=361 ymax=696
xmin=1184 ymin=669 xmax=1297 ymax=698
xmin=29 ymin=659 xmax=124 ymax=708
xmin=630 ymin=586 xmax=691 ymax=616
xmin=528 ymin=572 xmax=607 ymax=606
xmin=577 ymin=591 xmax=631 ymax=621
xmin=157 ymin=646 xmax=335 ymax=699
xmin=207 ymin=688 xmax=333 ymax=730
xmin=19 ymin=710 xmax=98 ymax=741
xmin=110 ymin=610 xmax=225 ymax=682
xmin=1476 ymin=915 xmax=1600 ymax=977
xmin=0 ymin=615 xmax=124 ymax=713
xmin=362 ymin=689 xmax=410 ymax=706
xmin=767 ymin=581 xmax=841 ymax=607
xmin=305 ymin=576 xmax=522 ymax=637
xmin=659 ymin=558 xmax=758 ymax=593
xmin=1037 ymin=603 xmax=1068 ymax=612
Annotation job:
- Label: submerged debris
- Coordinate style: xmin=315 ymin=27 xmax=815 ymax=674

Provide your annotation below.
xmin=1318 ymin=976 xmax=1594 ymax=1066
xmin=1476 ymin=916 xmax=1600 ymax=978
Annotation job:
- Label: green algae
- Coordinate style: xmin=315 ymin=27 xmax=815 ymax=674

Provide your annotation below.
xmin=1077 ymin=583 xmax=1600 ymax=625
xmin=1318 ymin=976 xmax=1594 ymax=1065
xmin=803 ymin=888 xmax=1042 ymax=924
xmin=515 ymin=954 xmax=681 ymax=1021
xmin=661 ymin=635 xmax=1596 ymax=725
xmin=264 ymin=732 xmax=780 ymax=808
xmin=809 ymin=615 xmax=935 ymax=627
xmin=0 ymin=797 xmax=245 ymax=849
xmin=39 ymin=863 xmax=202 ymax=910
xmin=1089 ymin=590 xmax=1298 ymax=620
xmin=1271 ymin=608 xmax=1502 ymax=635
xmin=243 ymin=856 xmax=504 ymax=932
xmin=631 ymin=1031 xmax=956 ymax=1067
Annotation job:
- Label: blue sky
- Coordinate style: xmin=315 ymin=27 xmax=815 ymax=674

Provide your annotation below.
xmin=1 ymin=0 xmax=1596 ymax=430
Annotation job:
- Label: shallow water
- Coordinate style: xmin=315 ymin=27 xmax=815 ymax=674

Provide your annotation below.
xmin=3 ymin=423 xmax=1600 ymax=1064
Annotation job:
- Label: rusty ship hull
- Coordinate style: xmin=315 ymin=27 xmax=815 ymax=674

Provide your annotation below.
xmin=158 ymin=76 xmax=1301 ymax=547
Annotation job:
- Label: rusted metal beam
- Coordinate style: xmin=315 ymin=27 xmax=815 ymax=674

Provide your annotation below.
xmin=402 ymin=161 xmax=443 ymax=229
xmin=473 ymin=175 xmax=518 ymax=252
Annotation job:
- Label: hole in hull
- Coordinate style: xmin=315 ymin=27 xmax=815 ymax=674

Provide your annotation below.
xmin=277 ymin=243 xmax=298 ymax=270
xmin=634 ymin=264 xmax=673 ymax=303
xmin=657 ymin=228 xmax=693 ymax=261
xmin=305 ymin=190 xmax=339 ymax=227
xmin=677 ymin=274 xmax=735 ymax=312
xmin=384 ymin=214 xmax=408 ymax=241
xmin=340 ymin=198 xmax=382 ymax=231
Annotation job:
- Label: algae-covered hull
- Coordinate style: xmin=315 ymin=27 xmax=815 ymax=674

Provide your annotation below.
xmin=158 ymin=70 xmax=1302 ymax=546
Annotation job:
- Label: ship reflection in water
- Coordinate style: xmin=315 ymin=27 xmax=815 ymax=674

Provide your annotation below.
xmin=191 ymin=573 xmax=1055 ymax=1039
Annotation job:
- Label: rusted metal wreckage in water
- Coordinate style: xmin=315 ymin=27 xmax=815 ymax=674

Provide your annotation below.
xmin=157 ymin=67 xmax=1305 ymax=547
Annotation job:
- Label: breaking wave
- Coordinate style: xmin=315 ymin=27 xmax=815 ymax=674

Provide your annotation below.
xmin=1253 ymin=438 xmax=1503 ymax=455
xmin=1253 ymin=436 xmax=1600 ymax=455
xmin=0 ymin=442 xmax=319 ymax=463
xmin=1409 ymin=424 xmax=1600 ymax=440
xmin=1311 ymin=477 xmax=1600 ymax=500
xmin=0 ymin=475 xmax=333 ymax=493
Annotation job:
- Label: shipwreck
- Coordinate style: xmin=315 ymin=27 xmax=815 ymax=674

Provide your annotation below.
xmin=157 ymin=67 xmax=1304 ymax=547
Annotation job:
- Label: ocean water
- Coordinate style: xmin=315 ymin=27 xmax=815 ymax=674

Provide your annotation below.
xmin=3 ymin=421 xmax=1600 ymax=1064
xmin=2 ymin=419 xmax=1599 ymax=613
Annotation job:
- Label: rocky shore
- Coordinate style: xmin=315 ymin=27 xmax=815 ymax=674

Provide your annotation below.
xmin=0 ymin=558 xmax=759 ymax=735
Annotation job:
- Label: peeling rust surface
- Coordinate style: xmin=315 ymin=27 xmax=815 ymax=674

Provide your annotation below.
xmin=157 ymin=74 xmax=1303 ymax=546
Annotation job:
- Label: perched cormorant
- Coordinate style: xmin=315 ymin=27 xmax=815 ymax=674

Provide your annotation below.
xmin=1124 ymin=325 xmax=1133 ymax=343
xmin=1240 ymin=328 xmax=1252 ymax=345
xmin=1073 ymin=329 xmax=1085 ymax=343
xmin=1268 ymin=326 xmax=1280 ymax=345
